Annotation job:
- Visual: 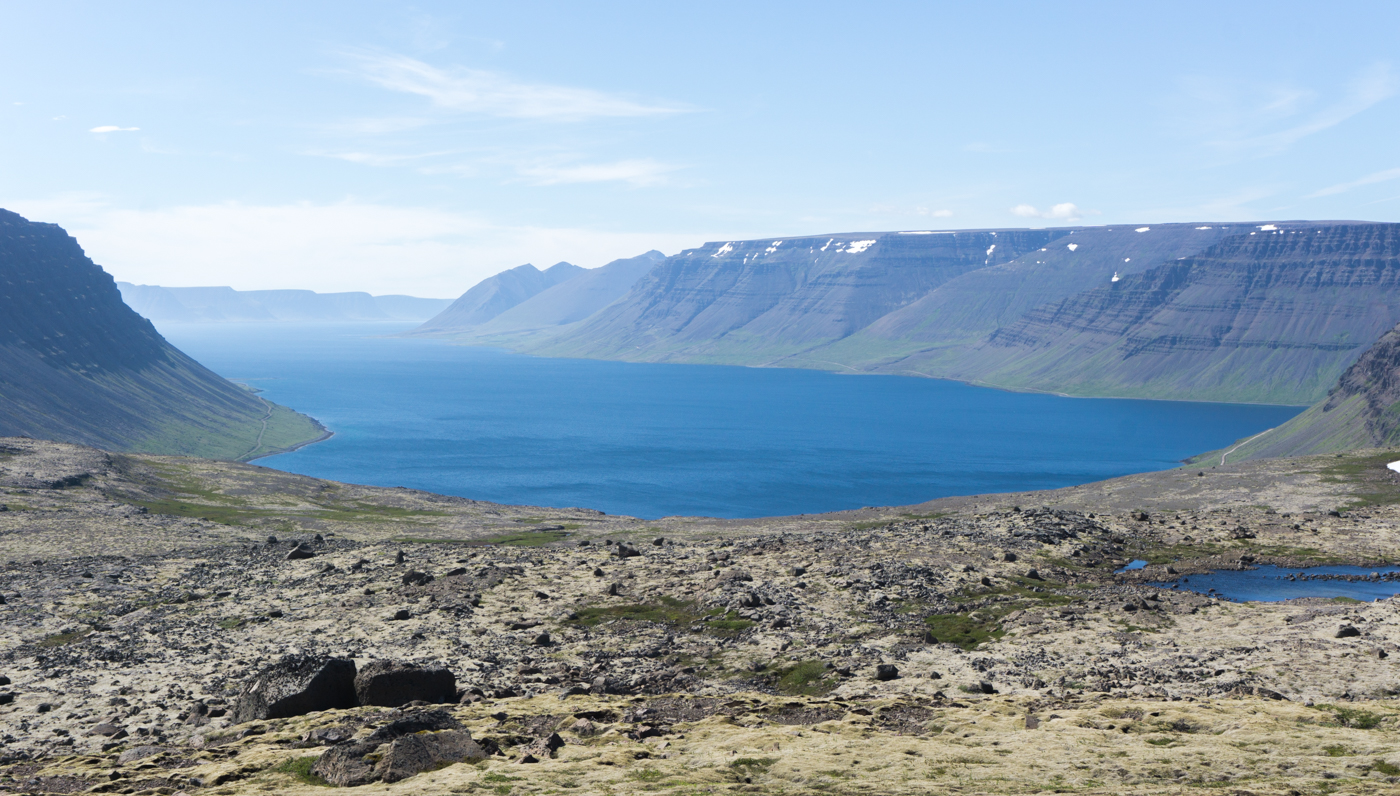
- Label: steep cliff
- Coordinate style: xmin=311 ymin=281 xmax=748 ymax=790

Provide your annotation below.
xmin=919 ymin=224 xmax=1400 ymax=404
xmin=412 ymin=261 xmax=583 ymax=333
xmin=531 ymin=230 xmax=1060 ymax=364
xmin=0 ymin=209 xmax=324 ymax=459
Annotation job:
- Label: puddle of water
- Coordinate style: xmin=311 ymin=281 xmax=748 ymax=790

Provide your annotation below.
xmin=1151 ymin=564 xmax=1400 ymax=602
xmin=1116 ymin=559 xmax=1149 ymax=573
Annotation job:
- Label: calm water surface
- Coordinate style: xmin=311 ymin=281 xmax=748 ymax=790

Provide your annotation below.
xmin=1153 ymin=565 xmax=1400 ymax=602
xmin=159 ymin=322 xmax=1303 ymax=519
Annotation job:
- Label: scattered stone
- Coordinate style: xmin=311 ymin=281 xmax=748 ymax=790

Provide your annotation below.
xmin=1337 ymin=625 xmax=1362 ymax=638
xmin=286 ymin=543 xmax=316 ymax=560
xmin=875 ymin=664 xmax=900 ymax=681
xmin=402 ymin=570 xmax=434 ymax=587
xmin=390 ymin=609 xmax=412 ymax=621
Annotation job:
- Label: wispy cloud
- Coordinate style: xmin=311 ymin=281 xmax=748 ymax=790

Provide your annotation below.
xmin=1185 ymin=63 xmax=1397 ymax=155
xmin=516 ymin=158 xmax=680 ymax=186
xmin=347 ymin=51 xmax=691 ymax=121
xmin=89 ymin=125 xmax=139 ymax=133
xmin=1308 ymin=166 xmax=1400 ymax=198
xmin=1011 ymin=203 xmax=1084 ymax=221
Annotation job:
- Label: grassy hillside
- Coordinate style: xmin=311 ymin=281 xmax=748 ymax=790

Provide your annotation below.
xmin=0 ymin=208 xmax=325 ymax=461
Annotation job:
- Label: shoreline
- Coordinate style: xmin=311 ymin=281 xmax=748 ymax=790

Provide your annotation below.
xmin=245 ymin=425 xmax=334 ymax=463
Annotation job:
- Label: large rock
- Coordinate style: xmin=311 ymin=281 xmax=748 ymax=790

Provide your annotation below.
xmin=355 ymin=661 xmax=457 ymax=707
xmin=312 ymin=710 xmax=484 ymax=786
xmin=232 ymin=655 xmax=357 ymax=723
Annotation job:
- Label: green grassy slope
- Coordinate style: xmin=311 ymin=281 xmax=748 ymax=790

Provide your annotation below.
xmin=0 ymin=209 xmax=325 ymax=461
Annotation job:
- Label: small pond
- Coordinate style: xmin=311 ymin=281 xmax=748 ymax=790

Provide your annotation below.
xmin=1149 ymin=565 xmax=1400 ymax=603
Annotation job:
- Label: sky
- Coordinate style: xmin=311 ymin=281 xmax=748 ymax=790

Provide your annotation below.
xmin=4 ymin=1 xmax=1400 ymax=297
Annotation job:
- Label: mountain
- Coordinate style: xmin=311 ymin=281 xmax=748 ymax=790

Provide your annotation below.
xmin=531 ymin=230 xmax=1062 ymax=364
xmin=0 ymin=209 xmax=325 ymax=460
xmin=411 ymin=261 xmax=584 ymax=334
xmin=117 ymin=283 xmax=451 ymax=323
xmin=413 ymin=251 xmax=665 ymax=343
xmin=1206 ymin=319 xmax=1400 ymax=462
xmin=918 ymin=223 xmax=1400 ymax=404
xmin=507 ymin=222 xmax=1400 ymax=406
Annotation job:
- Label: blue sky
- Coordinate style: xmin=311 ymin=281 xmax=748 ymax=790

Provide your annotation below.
xmin=4 ymin=1 xmax=1399 ymax=296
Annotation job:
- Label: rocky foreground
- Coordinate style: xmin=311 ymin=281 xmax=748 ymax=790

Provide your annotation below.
xmin=2 ymin=437 xmax=1399 ymax=795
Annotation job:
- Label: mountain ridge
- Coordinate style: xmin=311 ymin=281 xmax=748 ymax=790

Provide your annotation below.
xmin=0 ymin=208 xmax=324 ymax=460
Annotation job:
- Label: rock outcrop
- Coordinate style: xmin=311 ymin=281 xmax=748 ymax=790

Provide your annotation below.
xmin=354 ymin=661 xmax=457 ymax=707
xmin=232 ymin=656 xmax=358 ymax=723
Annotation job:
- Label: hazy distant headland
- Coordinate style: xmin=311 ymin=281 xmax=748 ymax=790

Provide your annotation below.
xmin=117 ymin=283 xmax=452 ymax=323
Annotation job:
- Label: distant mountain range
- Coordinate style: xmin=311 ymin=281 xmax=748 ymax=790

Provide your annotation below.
xmin=406 ymin=221 xmax=1400 ymax=461
xmin=417 ymin=222 xmax=1400 ymax=408
xmin=0 ymin=209 xmax=325 ymax=460
xmin=117 ymin=283 xmax=452 ymax=323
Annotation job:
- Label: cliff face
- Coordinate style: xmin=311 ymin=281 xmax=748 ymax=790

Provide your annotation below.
xmin=413 ymin=261 xmax=583 ymax=333
xmin=0 ymin=209 xmax=323 ymax=459
xmin=905 ymin=224 xmax=1400 ymax=404
xmin=532 ymin=230 xmax=1060 ymax=363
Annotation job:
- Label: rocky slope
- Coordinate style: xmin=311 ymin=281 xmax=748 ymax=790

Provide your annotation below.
xmin=413 ymin=262 xmax=583 ymax=334
xmin=118 ymin=284 xmax=450 ymax=323
xmin=0 ymin=209 xmax=324 ymax=460
xmin=1203 ymin=320 xmax=1400 ymax=462
xmin=2 ymin=438 xmax=1399 ymax=794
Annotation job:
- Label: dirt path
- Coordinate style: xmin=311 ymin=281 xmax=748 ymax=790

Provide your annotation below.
xmin=238 ymin=395 xmax=273 ymax=461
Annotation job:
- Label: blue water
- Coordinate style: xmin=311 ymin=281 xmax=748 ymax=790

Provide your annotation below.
xmin=1118 ymin=559 xmax=1149 ymax=572
xmin=1154 ymin=565 xmax=1400 ymax=602
xmin=157 ymin=322 xmax=1303 ymax=520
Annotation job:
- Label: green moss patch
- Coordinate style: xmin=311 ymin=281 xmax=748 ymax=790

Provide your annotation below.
xmin=273 ymin=756 xmax=331 ymax=786
xmin=775 ymin=660 xmax=836 ymax=697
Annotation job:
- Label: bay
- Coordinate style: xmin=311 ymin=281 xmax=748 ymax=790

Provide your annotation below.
xmin=158 ymin=322 xmax=1303 ymax=520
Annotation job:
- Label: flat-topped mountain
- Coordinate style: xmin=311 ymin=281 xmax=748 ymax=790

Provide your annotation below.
xmin=118 ymin=283 xmax=451 ymax=323
xmin=447 ymin=221 xmax=1400 ymax=408
xmin=0 ymin=209 xmax=324 ymax=460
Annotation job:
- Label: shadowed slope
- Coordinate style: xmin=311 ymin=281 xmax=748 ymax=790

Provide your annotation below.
xmin=411 ymin=261 xmax=583 ymax=333
xmin=0 ymin=209 xmax=323 ymax=460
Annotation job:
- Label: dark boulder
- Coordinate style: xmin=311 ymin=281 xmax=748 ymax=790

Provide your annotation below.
xmin=1336 ymin=625 xmax=1362 ymax=638
xmin=232 ymin=655 xmax=357 ymax=723
xmin=355 ymin=661 xmax=457 ymax=707
xmin=313 ymin=710 xmax=484 ymax=786
xmin=874 ymin=664 xmax=900 ymax=682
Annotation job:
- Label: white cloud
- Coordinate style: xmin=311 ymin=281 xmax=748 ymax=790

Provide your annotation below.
xmin=917 ymin=207 xmax=954 ymax=218
xmin=1307 ymin=166 xmax=1400 ymax=198
xmin=348 ymin=51 xmax=691 ymax=121
xmin=89 ymin=125 xmax=139 ymax=133
xmin=2 ymin=197 xmax=709 ymax=297
xmin=516 ymin=158 xmax=680 ymax=186
xmin=1011 ymin=202 xmax=1084 ymax=221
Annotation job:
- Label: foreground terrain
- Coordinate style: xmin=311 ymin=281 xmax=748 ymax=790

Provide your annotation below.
xmin=1 ymin=437 xmax=1399 ymax=794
